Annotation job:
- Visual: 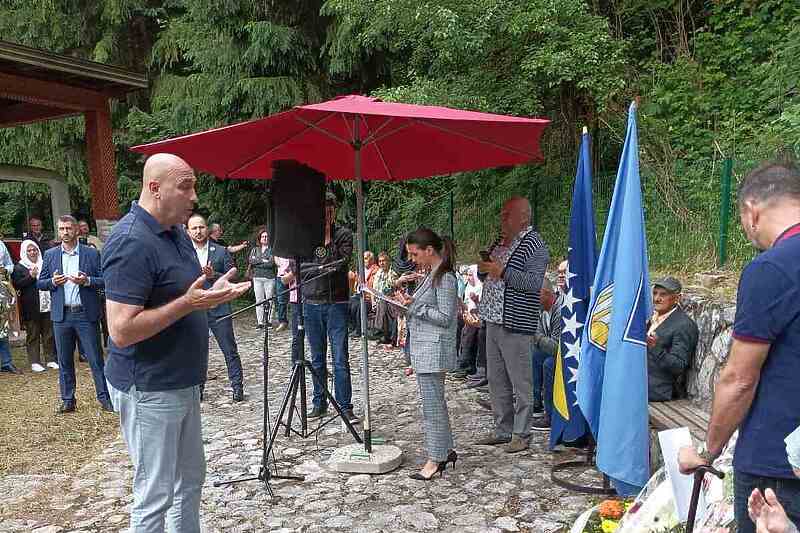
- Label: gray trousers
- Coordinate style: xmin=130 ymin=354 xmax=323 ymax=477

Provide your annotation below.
xmin=109 ymin=382 xmax=206 ymax=533
xmin=486 ymin=322 xmax=534 ymax=439
xmin=416 ymin=372 xmax=454 ymax=462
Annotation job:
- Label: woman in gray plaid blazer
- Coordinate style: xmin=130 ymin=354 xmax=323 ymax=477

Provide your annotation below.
xmin=399 ymin=228 xmax=459 ymax=481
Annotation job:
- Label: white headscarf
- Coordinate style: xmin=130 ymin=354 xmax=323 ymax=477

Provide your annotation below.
xmin=19 ymin=239 xmax=42 ymax=271
xmin=19 ymin=239 xmax=50 ymax=313
xmin=464 ymin=264 xmax=482 ymax=311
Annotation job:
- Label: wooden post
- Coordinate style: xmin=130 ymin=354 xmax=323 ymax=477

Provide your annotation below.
xmin=84 ymin=102 xmax=120 ymax=238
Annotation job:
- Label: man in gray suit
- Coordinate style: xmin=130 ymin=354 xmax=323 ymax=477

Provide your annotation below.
xmin=646 ymin=277 xmax=698 ymax=402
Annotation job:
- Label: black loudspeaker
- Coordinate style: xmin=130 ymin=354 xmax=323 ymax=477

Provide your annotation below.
xmin=270 ymin=160 xmax=325 ymax=258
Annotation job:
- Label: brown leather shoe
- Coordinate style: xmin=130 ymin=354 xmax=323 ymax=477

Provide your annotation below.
xmin=474 ymin=434 xmax=512 ymax=446
xmin=505 ymin=435 xmax=529 ymax=454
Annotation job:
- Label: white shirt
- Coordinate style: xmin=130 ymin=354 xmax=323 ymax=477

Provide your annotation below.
xmin=193 ymin=241 xmax=209 ymax=267
xmin=648 ymin=306 xmax=677 ymax=336
xmin=61 ymin=244 xmax=81 ymax=306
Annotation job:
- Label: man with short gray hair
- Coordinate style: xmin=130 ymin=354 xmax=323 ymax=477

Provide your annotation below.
xmin=680 ymin=160 xmax=800 ymax=533
xmin=475 ymin=196 xmax=549 ymax=453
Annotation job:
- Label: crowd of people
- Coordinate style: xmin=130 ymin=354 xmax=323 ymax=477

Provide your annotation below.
xmin=1 ymin=153 xmax=798 ymax=533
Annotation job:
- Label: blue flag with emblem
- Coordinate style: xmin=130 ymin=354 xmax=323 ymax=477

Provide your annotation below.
xmin=576 ymin=101 xmax=651 ymax=496
xmin=549 ymin=129 xmax=595 ymax=448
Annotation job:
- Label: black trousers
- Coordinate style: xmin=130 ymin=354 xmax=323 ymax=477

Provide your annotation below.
xmin=209 ymin=318 xmax=244 ymax=392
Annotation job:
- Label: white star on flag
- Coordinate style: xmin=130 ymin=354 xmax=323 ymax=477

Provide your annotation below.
xmin=564 ymin=338 xmax=581 ymax=361
xmin=562 ymin=311 xmax=584 ymax=339
xmin=565 ymin=264 xmax=578 ymax=284
xmin=562 ymin=288 xmax=582 ymax=314
xmin=568 ymin=366 xmax=579 ymax=384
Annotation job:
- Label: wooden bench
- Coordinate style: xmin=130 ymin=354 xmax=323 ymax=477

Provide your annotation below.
xmin=649 ymin=399 xmax=710 ymax=444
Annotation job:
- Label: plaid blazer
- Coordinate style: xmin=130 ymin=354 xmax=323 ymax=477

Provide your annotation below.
xmin=407 ymin=269 xmax=459 ymax=373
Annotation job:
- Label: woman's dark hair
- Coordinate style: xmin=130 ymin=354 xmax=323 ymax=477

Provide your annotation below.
xmin=252 ymin=225 xmax=268 ymax=244
xmin=405 ymin=227 xmax=456 ymax=285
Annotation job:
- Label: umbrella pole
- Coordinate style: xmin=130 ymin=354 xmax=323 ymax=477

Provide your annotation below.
xmin=353 ymin=127 xmax=372 ymax=453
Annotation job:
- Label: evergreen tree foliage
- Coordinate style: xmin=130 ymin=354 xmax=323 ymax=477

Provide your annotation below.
xmin=0 ymin=0 xmax=798 ymax=268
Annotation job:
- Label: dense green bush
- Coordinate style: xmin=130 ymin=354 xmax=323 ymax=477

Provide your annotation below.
xmin=0 ymin=0 xmax=797 ymax=271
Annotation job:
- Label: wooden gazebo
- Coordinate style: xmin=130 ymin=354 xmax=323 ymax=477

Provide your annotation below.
xmin=0 ymin=40 xmax=147 ymax=236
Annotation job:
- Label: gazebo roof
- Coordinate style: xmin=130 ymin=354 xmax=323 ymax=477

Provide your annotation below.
xmin=0 ymin=40 xmax=147 ymax=95
xmin=0 ymin=40 xmax=147 ymax=128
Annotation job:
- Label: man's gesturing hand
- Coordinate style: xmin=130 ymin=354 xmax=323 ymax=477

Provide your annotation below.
xmin=184 ymin=268 xmax=251 ymax=310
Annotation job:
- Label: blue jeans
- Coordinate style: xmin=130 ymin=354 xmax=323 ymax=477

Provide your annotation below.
xmin=53 ymin=310 xmax=109 ymax=402
xmin=733 ymin=469 xmax=800 ymax=533
xmin=532 ymin=348 xmax=552 ymax=405
xmin=0 ymin=338 xmax=12 ymax=368
xmin=109 ymin=383 xmax=205 ymax=533
xmin=303 ymin=302 xmax=352 ymax=411
xmin=209 ymin=317 xmax=243 ymax=392
xmin=275 ymin=278 xmax=289 ymax=324
xmin=542 ymin=354 xmax=555 ymax=416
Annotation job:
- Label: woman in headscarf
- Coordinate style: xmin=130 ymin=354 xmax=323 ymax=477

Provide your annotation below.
xmin=11 ymin=239 xmax=56 ymax=373
xmin=454 ymin=265 xmax=483 ymax=378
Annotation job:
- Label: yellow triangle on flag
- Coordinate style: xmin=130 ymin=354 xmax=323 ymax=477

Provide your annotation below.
xmin=552 ymin=344 xmax=570 ymax=420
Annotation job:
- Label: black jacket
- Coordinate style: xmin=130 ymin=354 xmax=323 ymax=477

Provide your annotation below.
xmin=647 ymin=306 xmax=699 ymax=402
xmin=11 ymin=263 xmax=47 ymax=322
xmin=302 ymin=225 xmax=353 ymax=304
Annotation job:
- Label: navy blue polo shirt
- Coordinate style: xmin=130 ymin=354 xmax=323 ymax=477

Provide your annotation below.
xmin=103 ymin=202 xmax=208 ymax=392
xmin=733 ymin=223 xmax=800 ymax=478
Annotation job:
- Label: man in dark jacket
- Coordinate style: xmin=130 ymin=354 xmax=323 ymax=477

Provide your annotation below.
xmin=187 ymin=214 xmax=245 ymax=402
xmin=38 ymin=215 xmax=110 ymax=413
xmin=303 ymin=193 xmax=358 ymax=423
xmin=646 ymin=277 xmax=698 ymax=402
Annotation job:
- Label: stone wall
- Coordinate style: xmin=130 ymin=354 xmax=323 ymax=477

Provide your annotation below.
xmin=680 ymin=290 xmax=737 ymax=411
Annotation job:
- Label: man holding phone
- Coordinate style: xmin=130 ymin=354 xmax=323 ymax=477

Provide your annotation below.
xmin=38 ymin=215 xmax=110 ymax=413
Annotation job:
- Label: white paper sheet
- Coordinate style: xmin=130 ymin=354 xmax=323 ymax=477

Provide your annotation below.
xmin=658 ymin=427 xmax=703 ymax=523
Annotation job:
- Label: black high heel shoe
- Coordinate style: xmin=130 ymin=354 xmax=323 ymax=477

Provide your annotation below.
xmin=409 ymin=452 xmax=453 ymax=481
xmin=441 ymin=450 xmax=458 ymax=470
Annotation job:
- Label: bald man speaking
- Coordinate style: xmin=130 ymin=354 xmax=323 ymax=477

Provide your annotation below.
xmin=103 ymin=154 xmax=251 ymax=532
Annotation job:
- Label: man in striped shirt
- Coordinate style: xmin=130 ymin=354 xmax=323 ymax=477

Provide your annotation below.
xmin=475 ymin=196 xmax=549 ymax=453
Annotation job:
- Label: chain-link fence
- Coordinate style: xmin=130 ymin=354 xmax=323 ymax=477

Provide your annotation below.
xmin=340 ymin=148 xmax=794 ymax=273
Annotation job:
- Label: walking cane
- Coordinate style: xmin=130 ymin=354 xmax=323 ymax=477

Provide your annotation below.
xmin=685 ymin=464 xmax=725 ymax=533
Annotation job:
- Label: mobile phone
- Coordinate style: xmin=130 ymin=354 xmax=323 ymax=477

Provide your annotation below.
xmin=479 ymin=250 xmax=490 ymax=262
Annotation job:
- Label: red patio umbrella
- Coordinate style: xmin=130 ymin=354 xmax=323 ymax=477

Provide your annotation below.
xmin=132 ymin=94 xmax=550 ymax=452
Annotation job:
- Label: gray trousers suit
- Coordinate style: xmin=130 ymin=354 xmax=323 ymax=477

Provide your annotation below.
xmin=407 ymin=270 xmax=459 ymax=462
xmin=486 ymin=321 xmax=534 ymax=439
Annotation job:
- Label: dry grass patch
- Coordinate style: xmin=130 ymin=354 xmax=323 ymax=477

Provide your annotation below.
xmin=0 ymin=346 xmax=119 ymax=477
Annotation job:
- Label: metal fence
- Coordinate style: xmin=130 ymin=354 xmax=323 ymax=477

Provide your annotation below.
xmin=342 ymin=150 xmax=792 ymax=273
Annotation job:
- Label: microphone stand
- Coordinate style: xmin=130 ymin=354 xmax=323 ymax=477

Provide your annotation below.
xmin=212 ymin=258 xmax=361 ymax=496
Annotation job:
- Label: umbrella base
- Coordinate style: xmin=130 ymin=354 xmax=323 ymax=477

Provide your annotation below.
xmin=328 ymin=443 xmax=403 ymax=474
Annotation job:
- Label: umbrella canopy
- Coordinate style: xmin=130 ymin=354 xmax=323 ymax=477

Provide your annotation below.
xmin=131 ymin=95 xmax=550 ymax=180
xmin=131 ymin=94 xmax=550 ymax=456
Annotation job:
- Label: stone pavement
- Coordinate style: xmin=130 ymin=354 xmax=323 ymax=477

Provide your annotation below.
xmin=0 ymin=319 xmax=599 ymax=533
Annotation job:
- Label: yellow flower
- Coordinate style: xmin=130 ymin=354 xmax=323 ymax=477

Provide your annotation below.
xmin=601 ymin=519 xmax=619 ymax=533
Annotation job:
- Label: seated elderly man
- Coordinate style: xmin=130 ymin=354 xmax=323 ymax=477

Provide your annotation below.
xmin=531 ymin=275 xmax=563 ymax=429
xmin=647 ymin=277 xmax=699 ymax=402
